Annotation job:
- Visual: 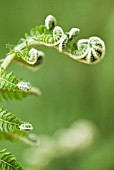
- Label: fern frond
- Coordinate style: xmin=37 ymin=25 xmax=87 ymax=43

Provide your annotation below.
xmin=1 ymin=15 xmax=105 ymax=74
xmin=0 ymin=149 xmax=24 ymax=170
xmin=0 ymin=70 xmax=40 ymax=101
xmin=14 ymin=48 xmax=45 ymax=70
xmin=28 ymin=25 xmax=64 ymax=46
xmin=0 ymin=71 xmax=19 ymax=91
xmin=13 ymin=15 xmax=105 ymax=65
xmin=0 ymin=86 xmax=41 ymax=101
xmin=0 ymin=107 xmax=33 ymax=132
xmin=0 ymin=71 xmax=32 ymax=91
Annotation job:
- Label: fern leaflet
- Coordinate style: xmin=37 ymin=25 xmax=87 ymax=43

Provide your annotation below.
xmin=0 ymin=107 xmax=33 ymax=132
xmin=0 ymin=149 xmax=24 ymax=170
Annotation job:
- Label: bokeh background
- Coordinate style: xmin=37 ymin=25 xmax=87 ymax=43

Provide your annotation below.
xmin=0 ymin=0 xmax=114 ymax=169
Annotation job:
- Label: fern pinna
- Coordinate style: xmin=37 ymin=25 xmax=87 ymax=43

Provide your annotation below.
xmin=0 ymin=15 xmax=105 ymax=169
xmin=0 ymin=149 xmax=24 ymax=170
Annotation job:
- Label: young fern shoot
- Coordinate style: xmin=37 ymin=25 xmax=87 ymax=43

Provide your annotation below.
xmin=1 ymin=15 xmax=105 ymax=71
xmin=0 ymin=15 xmax=105 ymax=170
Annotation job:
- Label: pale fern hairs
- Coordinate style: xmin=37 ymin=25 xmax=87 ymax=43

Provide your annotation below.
xmin=0 ymin=15 xmax=105 ymax=170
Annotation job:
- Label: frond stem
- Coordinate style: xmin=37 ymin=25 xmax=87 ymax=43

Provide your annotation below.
xmin=1 ymin=53 xmax=16 ymax=70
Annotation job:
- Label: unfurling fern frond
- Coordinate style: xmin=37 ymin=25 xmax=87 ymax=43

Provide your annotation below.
xmin=0 ymin=107 xmax=33 ymax=132
xmin=0 ymin=15 xmax=105 ymax=76
xmin=14 ymin=48 xmax=45 ymax=70
xmin=45 ymin=15 xmax=57 ymax=30
xmin=0 ymin=14 xmax=106 ymax=170
xmin=13 ymin=16 xmax=64 ymax=60
xmin=0 ymin=149 xmax=24 ymax=170
xmin=28 ymin=26 xmax=64 ymax=47
xmin=58 ymin=28 xmax=105 ymax=64
xmin=9 ymin=15 xmax=105 ymax=67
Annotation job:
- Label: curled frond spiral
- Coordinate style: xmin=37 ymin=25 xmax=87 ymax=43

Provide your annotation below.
xmin=74 ymin=36 xmax=105 ymax=64
xmin=0 ymin=15 xmax=105 ymax=70
xmin=14 ymin=48 xmax=45 ymax=71
xmin=6 ymin=15 xmax=105 ymax=66
xmin=27 ymin=25 xmax=64 ymax=47
xmin=15 ymin=48 xmax=44 ymax=65
xmin=59 ymin=33 xmax=105 ymax=64
xmin=59 ymin=27 xmax=80 ymax=52
xmin=69 ymin=28 xmax=80 ymax=40
xmin=0 ymin=14 xmax=106 ymax=170
xmin=45 ymin=15 xmax=57 ymax=30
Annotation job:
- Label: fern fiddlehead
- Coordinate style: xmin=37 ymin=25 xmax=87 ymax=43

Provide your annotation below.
xmin=11 ymin=15 xmax=105 ymax=66
xmin=1 ymin=14 xmax=105 ymax=71
xmin=0 ymin=15 xmax=106 ymax=169
xmin=45 ymin=15 xmax=57 ymax=30
xmin=59 ymin=29 xmax=105 ymax=64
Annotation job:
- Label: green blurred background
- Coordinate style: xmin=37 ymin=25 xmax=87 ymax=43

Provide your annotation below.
xmin=1 ymin=0 xmax=114 ymax=169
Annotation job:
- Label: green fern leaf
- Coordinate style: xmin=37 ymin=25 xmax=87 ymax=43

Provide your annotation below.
xmin=0 ymin=71 xmax=32 ymax=91
xmin=0 ymin=86 xmax=41 ymax=101
xmin=0 ymin=70 xmax=40 ymax=101
xmin=0 ymin=71 xmax=19 ymax=91
xmin=0 ymin=107 xmax=33 ymax=132
xmin=0 ymin=90 xmax=28 ymax=101
xmin=0 ymin=149 xmax=24 ymax=170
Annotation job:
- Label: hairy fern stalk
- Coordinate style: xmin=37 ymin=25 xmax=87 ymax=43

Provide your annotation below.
xmin=0 ymin=15 xmax=105 ymax=169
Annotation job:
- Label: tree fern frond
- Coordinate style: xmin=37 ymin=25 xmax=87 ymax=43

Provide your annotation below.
xmin=0 ymin=107 xmax=33 ymax=132
xmin=0 ymin=149 xmax=24 ymax=170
